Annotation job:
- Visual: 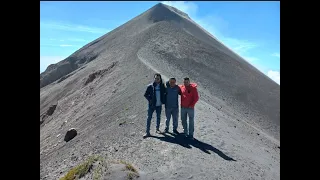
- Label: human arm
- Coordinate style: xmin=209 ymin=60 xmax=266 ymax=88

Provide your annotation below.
xmin=144 ymin=85 xmax=152 ymax=102
xmin=189 ymin=88 xmax=199 ymax=107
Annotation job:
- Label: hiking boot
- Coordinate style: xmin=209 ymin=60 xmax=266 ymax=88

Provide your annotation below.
xmin=143 ymin=133 xmax=150 ymax=138
xmin=173 ymin=129 xmax=179 ymax=134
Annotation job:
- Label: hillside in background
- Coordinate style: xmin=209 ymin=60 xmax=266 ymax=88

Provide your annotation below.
xmin=40 ymin=3 xmax=280 ymax=180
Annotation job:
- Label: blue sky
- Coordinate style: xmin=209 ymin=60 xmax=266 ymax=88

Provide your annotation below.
xmin=40 ymin=1 xmax=280 ymax=84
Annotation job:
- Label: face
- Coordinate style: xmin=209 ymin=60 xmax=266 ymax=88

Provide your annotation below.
xmin=184 ymin=79 xmax=190 ymax=86
xmin=169 ymin=79 xmax=176 ymax=87
xmin=154 ymin=76 xmax=161 ymax=83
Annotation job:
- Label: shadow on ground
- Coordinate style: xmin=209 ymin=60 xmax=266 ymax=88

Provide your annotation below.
xmin=148 ymin=132 xmax=236 ymax=161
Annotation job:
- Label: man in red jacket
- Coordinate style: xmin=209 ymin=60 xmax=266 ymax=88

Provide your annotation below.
xmin=179 ymin=77 xmax=199 ymax=139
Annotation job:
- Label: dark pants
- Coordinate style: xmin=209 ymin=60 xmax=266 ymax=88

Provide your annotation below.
xmin=165 ymin=107 xmax=178 ymax=131
xmin=146 ymin=105 xmax=162 ymax=133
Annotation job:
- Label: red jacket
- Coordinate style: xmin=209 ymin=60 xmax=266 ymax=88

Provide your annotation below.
xmin=179 ymin=83 xmax=199 ymax=108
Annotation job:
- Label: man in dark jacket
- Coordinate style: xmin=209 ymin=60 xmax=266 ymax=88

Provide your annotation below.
xmin=143 ymin=73 xmax=166 ymax=137
xmin=164 ymin=78 xmax=181 ymax=134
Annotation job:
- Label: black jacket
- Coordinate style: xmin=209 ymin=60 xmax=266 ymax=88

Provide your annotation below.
xmin=144 ymin=82 xmax=166 ymax=107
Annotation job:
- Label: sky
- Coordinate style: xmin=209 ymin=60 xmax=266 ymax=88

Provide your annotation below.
xmin=40 ymin=1 xmax=280 ymax=84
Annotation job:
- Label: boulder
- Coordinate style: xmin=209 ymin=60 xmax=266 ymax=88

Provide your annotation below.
xmin=64 ymin=128 xmax=77 ymax=142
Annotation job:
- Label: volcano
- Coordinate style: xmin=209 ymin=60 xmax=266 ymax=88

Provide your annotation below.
xmin=40 ymin=3 xmax=280 ymax=180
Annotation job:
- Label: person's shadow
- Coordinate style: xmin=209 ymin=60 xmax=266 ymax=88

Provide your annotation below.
xmin=149 ymin=132 xmax=236 ymax=161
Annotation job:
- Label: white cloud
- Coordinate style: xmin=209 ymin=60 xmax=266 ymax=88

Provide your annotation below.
xmin=222 ymin=38 xmax=257 ymax=54
xmin=40 ymin=56 xmax=66 ymax=73
xmin=40 ymin=21 xmax=109 ymax=34
xmin=161 ymin=1 xmax=280 ymax=83
xmin=67 ymin=38 xmax=87 ymax=42
xmin=272 ymin=53 xmax=280 ymax=58
xmin=162 ymin=1 xmax=198 ymax=17
xmin=267 ymin=70 xmax=280 ymax=84
xmin=42 ymin=44 xmax=71 ymax=48
xmin=161 ymin=1 xmax=258 ymax=64
xmin=59 ymin=44 xmax=73 ymax=47
xmin=40 ymin=43 xmax=80 ymax=48
xmin=44 ymin=38 xmax=87 ymax=43
xmin=40 ymin=44 xmax=55 ymax=47
xmin=242 ymin=56 xmax=259 ymax=62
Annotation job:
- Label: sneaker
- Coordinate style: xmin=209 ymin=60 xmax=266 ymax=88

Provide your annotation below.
xmin=173 ymin=129 xmax=179 ymax=134
xmin=188 ymin=135 xmax=194 ymax=140
xmin=156 ymin=129 xmax=161 ymax=134
xmin=164 ymin=128 xmax=169 ymax=133
xmin=143 ymin=133 xmax=150 ymax=138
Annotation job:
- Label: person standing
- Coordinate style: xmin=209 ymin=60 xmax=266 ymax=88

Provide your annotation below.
xmin=143 ymin=73 xmax=166 ymax=137
xmin=164 ymin=78 xmax=181 ymax=134
xmin=179 ymin=77 xmax=199 ymax=139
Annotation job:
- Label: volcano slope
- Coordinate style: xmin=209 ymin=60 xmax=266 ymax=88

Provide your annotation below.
xmin=40 ymin=3 xmax=280 ymax=180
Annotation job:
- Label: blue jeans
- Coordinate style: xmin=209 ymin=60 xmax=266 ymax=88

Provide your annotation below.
xmin=165 ymin=107 xmax=178 ymax=131
xmin=181 ymin=107 xmax=195 ymax=137
xmin=146 ymin=105 xmax=162 ymax=133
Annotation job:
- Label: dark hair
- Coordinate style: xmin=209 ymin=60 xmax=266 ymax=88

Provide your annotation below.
xmin=154 ymin=73 xmax=164 ymax=84
xmin=184 ymin=77 xmax=190 ymax=81
xmin=154 ymin=73 xmax=161 ymax=79
xmin=169 ymin=77 xmax=176 ymax=81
